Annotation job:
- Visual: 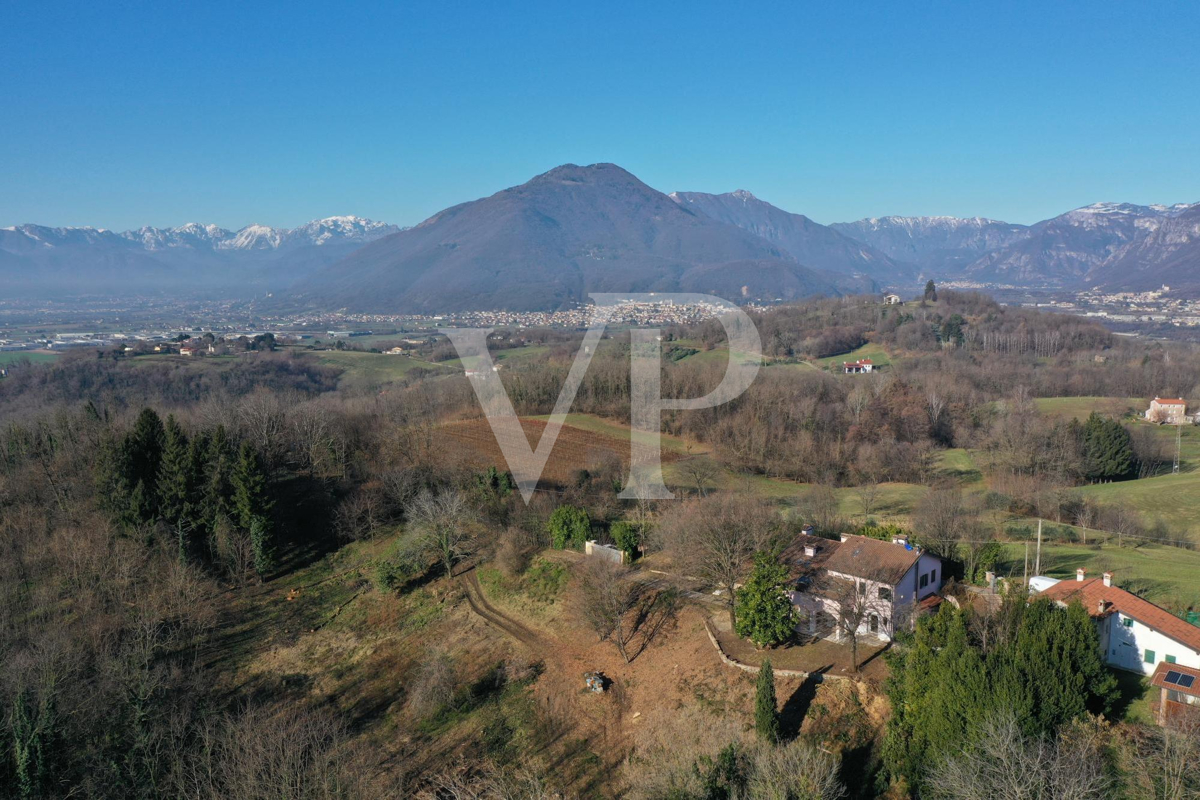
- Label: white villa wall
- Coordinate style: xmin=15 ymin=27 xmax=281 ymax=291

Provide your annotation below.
xmin=1100 ymin=612 xmax=1200 ymax=675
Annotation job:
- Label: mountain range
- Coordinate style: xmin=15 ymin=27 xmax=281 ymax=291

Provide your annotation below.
xmin=0 ymin=216 xmax=401 ymax=296
xmin=3 ymin=164 xmax=1197 ymax=308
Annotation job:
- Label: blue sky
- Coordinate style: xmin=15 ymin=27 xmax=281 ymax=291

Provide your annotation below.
xmin=2 ymin=1 xmax=1197 ymax=230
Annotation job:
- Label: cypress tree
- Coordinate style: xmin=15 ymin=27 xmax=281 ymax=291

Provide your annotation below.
xmin=755 ymin=659 xmax=780 ymax=742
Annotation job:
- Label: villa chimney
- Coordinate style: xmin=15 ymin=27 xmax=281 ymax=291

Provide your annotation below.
xmin=804 ymin=544 xmax=817 ymax=559
xmin=892 ymin=534 xmax=909 ymax=546
xmin=840 ymin=534 xmax=850 ymax=543
xmin=1103 ymin=572 xmax=1113 ymax=587
xmin=1076 ymin=568 xmax=1086 ymax=582
xmin=1099 ymin=599 xmax=1111 ymax=615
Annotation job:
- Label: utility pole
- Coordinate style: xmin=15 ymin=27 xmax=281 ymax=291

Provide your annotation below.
xmin=1035 ymin=519 xmax=1043 ymax=577
xmin=1023 ymin=542 xmax=1029 ymax=590
xmin=1173 ymin=422 xmax=1182 ymax=474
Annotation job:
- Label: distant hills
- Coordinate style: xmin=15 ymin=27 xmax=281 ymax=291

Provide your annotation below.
xmin=0 ymin=217 xmax=400 ymax=296
xmin=3 ymin=165 xmax=1196 ymax=308
xmin=670 ymin=190 xmax=912 ymax=283
xmin=830 ymin=216 xmax=1032 ymax=276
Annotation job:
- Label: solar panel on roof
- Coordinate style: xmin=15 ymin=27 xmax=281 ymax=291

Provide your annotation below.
xmin=1163 ymin=671 xmax=1197 ymax=689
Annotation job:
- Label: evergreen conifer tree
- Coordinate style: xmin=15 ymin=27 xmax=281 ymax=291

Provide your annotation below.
xmin=755 ymin=659 xmax=780 ymax=742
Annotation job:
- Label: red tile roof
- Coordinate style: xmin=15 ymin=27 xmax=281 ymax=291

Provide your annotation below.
xmin=1153 ymin=398 xmax=1186 ymax=405
xmin=1041 ymin=577 xmax=1200 ymax=653
xmin=1150 ymin=662 xmax=1200 ymax=699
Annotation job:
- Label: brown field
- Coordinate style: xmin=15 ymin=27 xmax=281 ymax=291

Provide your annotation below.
xmin=433 ymin=417 xmax=681 ymax=485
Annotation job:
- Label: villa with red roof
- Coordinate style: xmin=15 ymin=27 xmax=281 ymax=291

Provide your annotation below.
xmin=843 ymin=358 xmax=874 ymax=374
xmin=1145 ymin=397 xmax=1190 ymax=424
xmin=1039 ymin=569 xmax=1200 ymax=676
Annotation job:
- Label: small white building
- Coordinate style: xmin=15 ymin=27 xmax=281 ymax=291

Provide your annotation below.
xmin=787 ymin=533 xmax=943 ymax=642
xmin=883 ymin=294 xmax=902 ymax=305
xmin=1041 ymin=569 xmax=1200 ymax=675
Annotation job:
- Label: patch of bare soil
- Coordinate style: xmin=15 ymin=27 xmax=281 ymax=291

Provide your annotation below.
xmin=433 ymin=417 xmax=681 ymax=485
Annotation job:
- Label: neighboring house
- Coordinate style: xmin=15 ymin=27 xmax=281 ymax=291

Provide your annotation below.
xmin=785 ymin=533 xmax=943 ymax=642
xmin=1146 ymin=397 xmax=1189 ymax=424
xmin=1040 ymin=570 xmax=1200 ymax=675
xmin=883 ymin=294 xmax=902 ymax=305
xmin=1149 ymin=662 xmax=1200 ymax=726
xmin=843 ymin=358 xmax=874 ymax=374
xmin=179 ymin=338 xmax=214 ymax=357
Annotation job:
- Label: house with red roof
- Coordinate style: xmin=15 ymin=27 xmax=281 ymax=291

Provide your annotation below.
xmin=1039 ymin=569 xmax=1200 ymax=675
xmin=843 ymin=358 xmax=873 ymax=374
xmin=1145 ymin=397 xmax=1190 ymax=424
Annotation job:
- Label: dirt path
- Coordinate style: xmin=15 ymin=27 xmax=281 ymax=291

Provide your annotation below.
xmin=458 ymin=570 xmax=547 ymax=648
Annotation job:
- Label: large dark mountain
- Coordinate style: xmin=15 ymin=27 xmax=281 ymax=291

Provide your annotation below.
xmin=289 ymin=164 xmax=872 ymax=313
xmin=0 ymin=217 xmax=400 ymax=297
xmin=830 ymin=216 xmax=1031 ymax=277
xmin=669 ymin=190 xmax=911 ymax=283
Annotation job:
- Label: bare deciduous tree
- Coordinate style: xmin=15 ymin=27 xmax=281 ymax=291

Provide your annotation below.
xmin=410 ymin=488 xmax=478 ymax=576
xmin=928 ymin=713 xmax=1110 ymax=800
xmin=657 ymin=495 xmax=780 ymax=626
xmin=575 ymin=559 xmax=645 ymax=663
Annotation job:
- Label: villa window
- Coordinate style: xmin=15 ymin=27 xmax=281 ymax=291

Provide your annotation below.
xmin=1122 ymin=618 xmax=1134 ymax=628
xmin=879 ymin=587 xmax=892 ymax=601
xmin=1144 ymin=650 xmax=1156 ymax=664
xmin=920 ymin=574 xmax=929 ymax=589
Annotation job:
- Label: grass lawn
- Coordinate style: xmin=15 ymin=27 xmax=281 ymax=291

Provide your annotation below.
xmin=1033 ymin=396 xmax=1144 ymax=421
xmin=1080 ymin=467 xmax=1200 ymax=535
xmin=814 ymin=342 xmax=892 ymax=371
xmin=315 ymin=350 xmax=453 ymax=390
xmin=993 ymin=540 xmax=1200 ymax=611
xmin=1110 ymin=669 xmax=1156 ymax=724
xmin=494 ymin=344 xmax=551 ymax=364
xmin=0 ymin=350 xmax=59 ymax=365
xmin=938 ymin=448 xmax=983 ymax=484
